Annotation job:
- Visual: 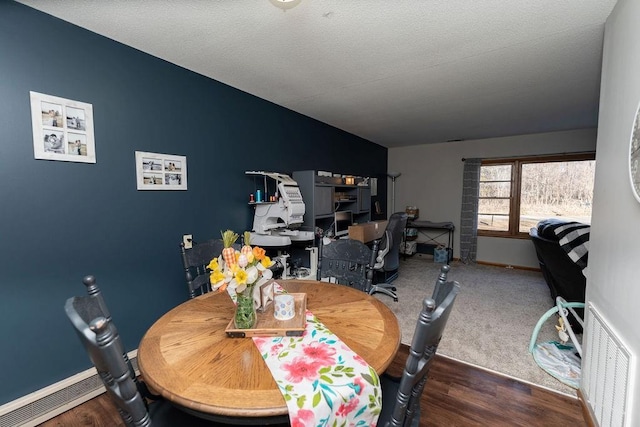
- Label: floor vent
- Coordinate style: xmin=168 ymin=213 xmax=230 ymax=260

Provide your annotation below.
xmin=582 ymin=302 xmax=633 ymax=427
xmin=0 ymin=350 xmax=137 ymax=427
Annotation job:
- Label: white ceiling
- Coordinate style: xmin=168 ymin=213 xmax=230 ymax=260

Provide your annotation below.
xmin=18 ymin=0 xmax=617 ymax=148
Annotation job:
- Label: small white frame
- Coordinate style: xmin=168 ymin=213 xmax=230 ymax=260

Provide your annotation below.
xmin=135 ymin=151 xmax=187 ymax=191
xmin=30 ymin=91 xmax=96 ymax=163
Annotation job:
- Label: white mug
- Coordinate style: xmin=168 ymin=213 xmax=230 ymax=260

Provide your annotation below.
xmin=273 ymin=294 xmax=295 ymax=321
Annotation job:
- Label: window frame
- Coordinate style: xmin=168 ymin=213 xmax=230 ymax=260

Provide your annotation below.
xmin=477 ymin=152 xmax=596 ymax=239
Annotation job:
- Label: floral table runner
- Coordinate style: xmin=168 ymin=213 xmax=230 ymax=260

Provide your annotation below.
xmin=253 ymin=311 xmax=382 ymax=427
xmin=227 ymin=285 xmax=382 ymax=426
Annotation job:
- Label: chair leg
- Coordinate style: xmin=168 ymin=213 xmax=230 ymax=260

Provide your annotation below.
xmin=371 ymin=282 xmax=397 ymax=292
xmin=369 ymin=285 xmax=398 ymax=302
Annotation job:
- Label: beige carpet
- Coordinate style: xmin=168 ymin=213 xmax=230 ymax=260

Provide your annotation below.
xmin=373 ymin=255 xmax=577 ymax=395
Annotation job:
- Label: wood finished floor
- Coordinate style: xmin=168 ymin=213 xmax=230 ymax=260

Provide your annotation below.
xmin=39 ymin=344 xmax=586 ymax=427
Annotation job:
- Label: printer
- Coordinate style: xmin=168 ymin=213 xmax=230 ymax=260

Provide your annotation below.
xmin=246 ymin=171 xmax=314 ymax=247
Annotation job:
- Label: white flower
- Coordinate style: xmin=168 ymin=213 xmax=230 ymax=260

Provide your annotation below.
xmin=235 ymin=281 xmax=246 ymax=293
xmin=211 ymin=280 xmax=225 ymax=290
xmin=246 ymin=265 xmax=259 ymax=284
xmin=261 ymin=268 xmax=273 ymax=280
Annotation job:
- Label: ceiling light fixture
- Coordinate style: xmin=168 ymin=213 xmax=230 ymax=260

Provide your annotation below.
xmin=269 ymin=0 xmax=301 ymax=11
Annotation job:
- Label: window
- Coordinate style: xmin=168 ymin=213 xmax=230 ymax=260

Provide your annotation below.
xmin=478 ymin=153 xmax=596 ymax=237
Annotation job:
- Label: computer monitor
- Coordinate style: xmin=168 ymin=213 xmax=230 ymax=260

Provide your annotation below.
xmin=334 ymin=210 xmax=353 ymax=237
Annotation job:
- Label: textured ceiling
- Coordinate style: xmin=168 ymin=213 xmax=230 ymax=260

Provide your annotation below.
xmin=17 ymin=0 xmax=617 ymax=148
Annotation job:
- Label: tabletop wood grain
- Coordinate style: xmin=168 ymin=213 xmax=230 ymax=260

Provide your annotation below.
xmin=137 ymin=280 xmax=401 ymax=420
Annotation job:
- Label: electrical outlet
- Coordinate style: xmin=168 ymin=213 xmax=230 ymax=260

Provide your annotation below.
xmin=183 ymin=234 xmax=193 ymax=249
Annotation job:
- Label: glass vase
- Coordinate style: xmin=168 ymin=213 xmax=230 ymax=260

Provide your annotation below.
xmin=234 ymin=287 xmax=257 ymax=329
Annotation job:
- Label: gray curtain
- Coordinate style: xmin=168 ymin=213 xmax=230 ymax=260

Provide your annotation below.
xmin=459 ymin=158 xmax=481 ymax=263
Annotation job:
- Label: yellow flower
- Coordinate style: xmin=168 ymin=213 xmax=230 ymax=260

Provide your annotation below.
xmin=207 ymin=258 xmax=219 ymax=271
xmin=260 ymin=256 xmax=272 ymax=268
xmin=234 ymin=269 xmax=248 ymax=285
xmin=210 ymin=270 xmax=225 ymax=285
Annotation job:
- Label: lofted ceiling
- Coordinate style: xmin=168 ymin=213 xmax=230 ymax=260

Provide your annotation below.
xmin=17 ymin=0 xmax=617 ymax=148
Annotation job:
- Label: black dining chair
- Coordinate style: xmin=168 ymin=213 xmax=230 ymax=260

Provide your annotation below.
xmin=180 ymin=238 xmax=226 ymax=299
xmin=378 ymin=265 xmax=460 ymax=427
xmin=64 ymin=275 xmax=216 ymax=427
xmin=317 ymin=237 xmax=379 ymax=293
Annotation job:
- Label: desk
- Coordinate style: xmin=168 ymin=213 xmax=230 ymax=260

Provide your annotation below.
xmin=137 ymin=280 xmax=400 ymax=423
xmin=405 ymin=220 xmax=455 ymax=262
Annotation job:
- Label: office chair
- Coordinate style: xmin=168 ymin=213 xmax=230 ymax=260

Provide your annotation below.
xmin=368 ymin=212 xmax=409 ymax=301
xmin=65 ymin=276 xmax=215 ymax=427
xmin=378 ymin=265 xmax=460 ymax=427
xmin=317 ymin=238 xmax=378 ymax=292
xmin=180 ymin=238 xmax=225 ymax=299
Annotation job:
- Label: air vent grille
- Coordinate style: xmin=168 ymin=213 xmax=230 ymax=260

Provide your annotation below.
xmin=582 ymin=303 xmax=632 ymax=427
xmin=0 ymin=351 xmax=137 ymax=427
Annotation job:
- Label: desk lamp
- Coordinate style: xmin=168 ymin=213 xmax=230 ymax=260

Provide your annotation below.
xmin=387 ymin=172 xmax=401 ymax=214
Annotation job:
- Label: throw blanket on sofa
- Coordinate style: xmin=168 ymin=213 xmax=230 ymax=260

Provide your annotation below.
xmin=553 ymin=222 xmax=590 ymax=272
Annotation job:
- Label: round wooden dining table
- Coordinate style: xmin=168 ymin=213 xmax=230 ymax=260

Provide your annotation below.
xmin=137 ymin=279 xmax=401 ymax=424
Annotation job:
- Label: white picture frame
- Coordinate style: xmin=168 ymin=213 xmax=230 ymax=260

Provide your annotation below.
xmin=135 ymin=151 xmax=187 ymax=190
xmin=30 ymin=91 xmax=96 ymax=163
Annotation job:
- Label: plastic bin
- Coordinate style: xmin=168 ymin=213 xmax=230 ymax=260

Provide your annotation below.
xmin=433 ymin=246 xmax=450 ymax=263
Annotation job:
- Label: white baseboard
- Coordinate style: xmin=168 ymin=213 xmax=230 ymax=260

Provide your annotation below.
xmin=0 ymin=349 xmax=137 ymax=427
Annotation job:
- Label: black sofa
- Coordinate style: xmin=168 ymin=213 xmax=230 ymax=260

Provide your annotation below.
xmin=529 ymin=219 xmax=589 ymax=329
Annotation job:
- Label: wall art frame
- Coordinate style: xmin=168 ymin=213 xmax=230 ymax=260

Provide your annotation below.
xmin=29 ymin=91 xmax=96 ymax=163
xmin=135 ymin=151 xmax=188 ymax=190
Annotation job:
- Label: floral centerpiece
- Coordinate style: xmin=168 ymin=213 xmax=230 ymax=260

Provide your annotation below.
xmin=208 ymin=230 xmax=273 ymax=329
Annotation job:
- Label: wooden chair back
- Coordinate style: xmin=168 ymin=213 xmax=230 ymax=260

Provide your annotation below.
xmin=317 ymin=238 xmax=378 ymax=292
xmin=65 ymin=277 xmax=151 ymax=426
xmin=380 ymin=265 xmax=460 ymax=427
xmin=180 ymin=239 xmax=225 ymax=298
xmin=64 ymin=276 xmax=216 ymax=427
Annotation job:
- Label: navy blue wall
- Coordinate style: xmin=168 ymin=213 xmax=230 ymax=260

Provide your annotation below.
xmin=0 ymin=2 xmax=387 ymax=405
